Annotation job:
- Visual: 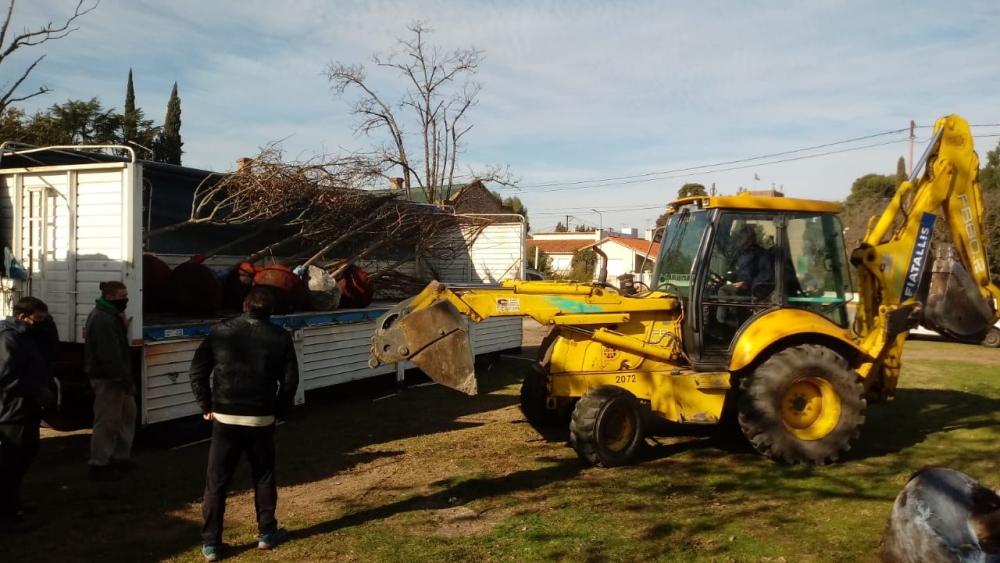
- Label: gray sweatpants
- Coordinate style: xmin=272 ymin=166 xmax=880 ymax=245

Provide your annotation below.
xmin=89 ymin=379 xmax=137 ymax=467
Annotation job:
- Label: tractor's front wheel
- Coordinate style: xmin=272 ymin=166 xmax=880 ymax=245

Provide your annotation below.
xmin=570 ymin=386 xmax=644 ymax=467
xmin=738 ymin=344 xmax=865 ymax=465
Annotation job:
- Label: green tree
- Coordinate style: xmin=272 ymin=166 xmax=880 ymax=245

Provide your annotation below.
xmin=123 ymin=69 xmax=137 ymax=144
xmin=845 ymin=173 xmax=896 ymax=208
xmin=526 ymin=244 xmax=554 ymax=277
xmin=895 ymin=156 xmax=907 ymax=186
xmin=981 ymin=139 xmax=1000 ymax=194
xmin=575 ymin=224 xmax=593 ymax=232
xmin=153 ymin=82 xmax=182 ymax=164
xmin=978 ymin=140 xmax=1000 ymax=282
xmin=677 ymin=182 xmax=707 ymax=198
xmin=46 ymin=98 xmax=120 ymax=144
xmin=554 ymin=221 xmax=568 ymax=232
xmin=569 ymin=248 xmax=597 ymax=282
xmin=500 ymin=194 xmax=530 ymax=233
xmin=0 ymin=107 xmax=28 ymax=142
xmin=840 ymin=172 xmax=896 ymax=250
xmin=119 ymin=69 xmax=157 ymax=158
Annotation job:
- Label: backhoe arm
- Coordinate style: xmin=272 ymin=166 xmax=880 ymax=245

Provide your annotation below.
xmin=369 ymin=279 xmax=678 ymax=395
xmin=851 ymin=114 xmax=1000 ymax=394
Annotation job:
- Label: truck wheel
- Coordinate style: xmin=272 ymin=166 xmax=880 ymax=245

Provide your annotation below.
xmin=982 ymin=327 xmax=1000 ymax=348
xmin=569 ymin=386 xmax=644 ymax=467
xmin=738 ymin=344 xmax=865 ymax=465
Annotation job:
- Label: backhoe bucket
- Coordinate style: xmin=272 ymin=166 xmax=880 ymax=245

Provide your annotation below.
xmin=370 ymin=298 xmax=478 ymax=395
xmin=921 ymin=245 xmax=994 ymax=340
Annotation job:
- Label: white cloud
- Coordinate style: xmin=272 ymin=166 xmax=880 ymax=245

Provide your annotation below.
xmin=6 ymin=0 xmax=1000 ymax=231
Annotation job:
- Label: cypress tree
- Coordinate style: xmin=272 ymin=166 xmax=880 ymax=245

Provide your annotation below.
xmin=155 ymin=82 xmax=183 ymax=164
xmin=123 ymin=68 xmax=137 ymax=145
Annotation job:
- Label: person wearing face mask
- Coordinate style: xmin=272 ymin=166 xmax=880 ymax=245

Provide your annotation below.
xmin=84 ymin=281 xmax=136 ymax=481
xmin=0 ymin=296 xmax=57 ymax=532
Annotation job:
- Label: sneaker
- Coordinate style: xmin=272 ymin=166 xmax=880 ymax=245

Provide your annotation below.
xmin=201 ymin=544 xmax=221 ymax=562
xmin=88 ymin=464 xmax=124 ymax=481
xmin=257 ymin=528 xmax=288 ymax=550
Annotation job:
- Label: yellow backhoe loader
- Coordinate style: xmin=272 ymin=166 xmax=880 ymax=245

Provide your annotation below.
xmin=369 ymin=114 xmax=1000 ymax=467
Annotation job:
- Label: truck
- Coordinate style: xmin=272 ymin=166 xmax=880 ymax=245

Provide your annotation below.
xmin=370 ymin=113 xmax=1000 ymax=467
xmin=0 ymin=144 xmax=526 ymax=428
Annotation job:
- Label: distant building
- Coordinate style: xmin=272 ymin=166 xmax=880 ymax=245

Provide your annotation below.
xmin=527 ymin=231 xmax=598 ymax=273
xmin=747 ymin=189 xmax=785 ymax=197
xmin=528 ymin=228 xmax=659 ymax=285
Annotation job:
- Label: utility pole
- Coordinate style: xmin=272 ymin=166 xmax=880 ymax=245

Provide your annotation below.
xmin=907 ymin=119 xmax=916 ymax=176
xmin=591 ymin=208 xmax=603 ymax=236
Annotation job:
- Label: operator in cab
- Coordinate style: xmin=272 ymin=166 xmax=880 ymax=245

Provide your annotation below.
xmin=716 ymin=225 xmax=774 ymax=324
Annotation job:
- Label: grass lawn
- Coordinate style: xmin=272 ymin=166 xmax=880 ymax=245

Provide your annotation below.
xmin=8 ymin=337 xmax=1000 ymax=562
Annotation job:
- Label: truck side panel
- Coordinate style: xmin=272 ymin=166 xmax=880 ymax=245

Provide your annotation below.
xmin=3 ymin=166 xmax=135 ymax=343
xmin=300 ymin=322 xmax=397 ymax=390
xmin=470 ymin=317 xmax=523 ymax=356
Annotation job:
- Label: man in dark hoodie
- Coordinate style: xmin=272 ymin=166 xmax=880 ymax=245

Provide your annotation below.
xmin=0 ymin=296 xmax=57 ymax=532
xmin=189 ymin=286 xmax=298 ymax=562
xmin=84 ymin=281 xmax=135 ymax=480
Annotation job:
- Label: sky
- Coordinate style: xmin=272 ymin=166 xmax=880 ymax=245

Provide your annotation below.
xmin=6 ymin=0 xmax=1000 ymax=233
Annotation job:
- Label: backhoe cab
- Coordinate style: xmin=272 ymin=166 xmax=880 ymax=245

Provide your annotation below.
xmin=370 ymin=113 xmax=999 ymax=468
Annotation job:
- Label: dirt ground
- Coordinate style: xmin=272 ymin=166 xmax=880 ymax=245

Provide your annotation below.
xmin=15 ymin=319 xmax=557 ymax=562
xmin=17 ymin=320 xmax=995 ymax=562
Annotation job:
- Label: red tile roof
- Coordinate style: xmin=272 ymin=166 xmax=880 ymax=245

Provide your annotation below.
xmin=527 ymin=238 xmax=594 ymax=254
xmin=606 ymin=237 xmax=660 ymax=256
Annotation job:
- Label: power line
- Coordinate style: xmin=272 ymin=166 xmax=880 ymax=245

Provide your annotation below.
xmin=505 ymin=124 xmax=1000 ymax=195
xmin=511 ymin=127 xmax=909 ymax=190
xmin=524 ymin=137 xmax=910 ymax=194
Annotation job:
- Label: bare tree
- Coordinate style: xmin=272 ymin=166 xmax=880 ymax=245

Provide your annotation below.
xmin=324 ymin=21 xmax=513 ymax=204
xmin=0 ymin=0 xmax=99 ymax=115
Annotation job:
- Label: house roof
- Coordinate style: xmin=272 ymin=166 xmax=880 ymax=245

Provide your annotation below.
xmin=600 ymin=236 xmax=661 ymax=257
xmin=576 ymin=236 xmax=660 ymax=259
xmin=370 ymin=179 xmax=496 ymax=207
xmin=527 ymin=238 xmax=594 ymax=254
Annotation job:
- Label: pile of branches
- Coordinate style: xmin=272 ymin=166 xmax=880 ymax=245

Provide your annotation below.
xmin=145 ymin=145 xmax=494 ymax=284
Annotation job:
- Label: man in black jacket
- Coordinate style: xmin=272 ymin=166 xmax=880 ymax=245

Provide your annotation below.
xmin=189 ymin=286 xmax=298 ymax=562
xmin=0 ymin=297 xmax=57 ymax=532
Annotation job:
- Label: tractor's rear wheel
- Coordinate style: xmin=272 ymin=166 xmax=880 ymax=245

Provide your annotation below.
xmin=738 ymin=344 xmax=865 ymax=465
xmin=570 ymin=386 xmax=644 ymax=467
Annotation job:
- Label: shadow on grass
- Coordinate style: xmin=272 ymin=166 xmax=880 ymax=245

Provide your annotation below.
xmin=10 ymin=357 xmax=526 ymax=562
xmin=627 ymin=386 xmax=1000 ymax=467
xmin=290 ymin=460 xmax=582 ymax=540
xmin=847 ymin=387 xmax=1000 ymax=461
